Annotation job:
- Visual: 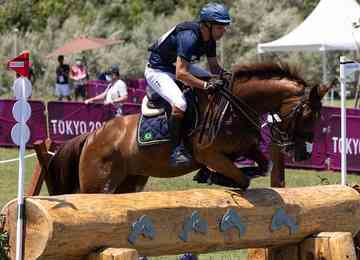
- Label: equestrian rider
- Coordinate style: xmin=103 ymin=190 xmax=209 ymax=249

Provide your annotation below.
xmin=144 ymin=3 xmax=231 ymax=166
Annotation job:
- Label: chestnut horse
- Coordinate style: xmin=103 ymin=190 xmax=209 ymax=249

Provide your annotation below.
xmin=48 ymin=63 xmax=329 ymax=195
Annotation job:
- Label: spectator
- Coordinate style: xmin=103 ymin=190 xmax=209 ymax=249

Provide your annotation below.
xmin=85 ymin=65 xmax=128 ymax=117
xmin=70 ymin=57 xmax=88 ymax=101
xmin=55 ymin=55 xmax=71 ymax=101
xmin=97 ymin=69 xmax=111 ymax=82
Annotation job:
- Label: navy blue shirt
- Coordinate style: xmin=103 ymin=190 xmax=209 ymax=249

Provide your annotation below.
xmin=148 ymin=22 xmax=216 ymax=74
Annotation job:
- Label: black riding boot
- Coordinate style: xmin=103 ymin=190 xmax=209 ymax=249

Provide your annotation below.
xmin=169 ymin=115 xmax=192 ymax=166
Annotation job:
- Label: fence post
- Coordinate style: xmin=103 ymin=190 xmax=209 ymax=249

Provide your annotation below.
xmin=87 ymin=248 xmax=139 ymax=260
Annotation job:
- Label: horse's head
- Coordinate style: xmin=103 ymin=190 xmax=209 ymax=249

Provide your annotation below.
xmin=279 ymin=84 xmax=331 ymax=161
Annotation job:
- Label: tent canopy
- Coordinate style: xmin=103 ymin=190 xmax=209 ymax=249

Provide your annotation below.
xmin=257 ymin=0 xmax=360 ymax=53
xmin=47 ymin=37 xmax=122 ymax=58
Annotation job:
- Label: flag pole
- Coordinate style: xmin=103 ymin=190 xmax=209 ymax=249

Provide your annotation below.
xmin=15 ymin=77 xmax=26 ymax=260
xmin=7 ymin=50 xmax=31 ymax=260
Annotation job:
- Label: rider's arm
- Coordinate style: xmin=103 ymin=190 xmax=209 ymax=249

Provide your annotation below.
xmin=84 ymin=90 xmax=107 ymax=104
xmin=176 ymin=57 xmax=207 ymax=90
xmin=207 ymin=57 xmax=224 ymax=75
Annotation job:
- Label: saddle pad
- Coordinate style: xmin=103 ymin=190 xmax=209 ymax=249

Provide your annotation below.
xmin=137 ymin=113 xmax=170 ymax=146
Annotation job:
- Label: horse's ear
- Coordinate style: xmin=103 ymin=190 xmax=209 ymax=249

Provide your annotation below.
xmin=309 ymin=85 xmax=320 ymax=104
xmin=317 ymin=84 xmax=332 ymax=99
xmin=309 ymin=84 xmax=331 ymax=103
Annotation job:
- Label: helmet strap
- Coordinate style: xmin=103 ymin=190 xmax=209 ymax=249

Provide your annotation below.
xmin=204 ymin=22 xmax=214 ymax=41
xmin=210 ymin=24 xmax=215 ymax=41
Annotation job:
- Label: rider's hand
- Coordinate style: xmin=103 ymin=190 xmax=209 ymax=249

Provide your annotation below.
xmin=204 ymin=78 xmax=224 ymax=94
xmin=220 ymin=70 xmax=232 ymax=81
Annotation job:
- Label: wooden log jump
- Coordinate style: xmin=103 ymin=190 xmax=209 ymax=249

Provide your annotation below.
xmin=1 ymin=185 xmax=360 ymax=260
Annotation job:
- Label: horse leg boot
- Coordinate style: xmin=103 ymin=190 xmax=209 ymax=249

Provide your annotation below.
xmin=169 ymin=113 xmax=192 ymax=166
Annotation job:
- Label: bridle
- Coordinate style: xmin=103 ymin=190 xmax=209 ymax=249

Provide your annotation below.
xmin=199 ymin=75 xmax=313 ymax=152
xmin=267 ymin=99 xmax=309 ymax=151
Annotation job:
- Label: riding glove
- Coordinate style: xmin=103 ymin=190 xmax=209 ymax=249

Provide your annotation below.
xmin=220 ymin=70 xmax=232 ymax=81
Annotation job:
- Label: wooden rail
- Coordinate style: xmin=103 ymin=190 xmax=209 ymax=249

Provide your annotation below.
xmin=2 ymin=185 xmax=360 ymax=260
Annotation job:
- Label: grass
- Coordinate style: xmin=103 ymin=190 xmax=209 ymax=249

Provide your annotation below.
xmin=1 ymin=147 xmax=360 ymax=260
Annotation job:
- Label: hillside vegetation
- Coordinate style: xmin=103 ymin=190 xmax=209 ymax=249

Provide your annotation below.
xmin=0 ymin=0 xmax=343 ymax=98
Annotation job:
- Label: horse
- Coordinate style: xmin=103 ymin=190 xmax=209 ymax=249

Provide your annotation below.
xmin=47 ymin=62 xmax=330 ymax=195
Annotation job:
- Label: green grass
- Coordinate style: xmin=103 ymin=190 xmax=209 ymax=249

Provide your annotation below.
xmin=1 ymin=147 xmax=360 ymax=260
xmin=322 ymin=97 xmax=356 ymax=108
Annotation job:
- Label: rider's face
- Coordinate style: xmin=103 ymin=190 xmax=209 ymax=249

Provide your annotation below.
xmin=211 ymin=24 xmax=227 ymax=40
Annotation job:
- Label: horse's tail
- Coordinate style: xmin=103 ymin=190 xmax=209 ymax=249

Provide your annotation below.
xmin=47 ymin=133 xmax=90 ymax=195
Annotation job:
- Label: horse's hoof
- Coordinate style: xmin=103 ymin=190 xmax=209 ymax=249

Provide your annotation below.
xmin=238 ymin=180 xmax=250 ymax=191
xmin=193 ymin=168 xmax=211 ymax=184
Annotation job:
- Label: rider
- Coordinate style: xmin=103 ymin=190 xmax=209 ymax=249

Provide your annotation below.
xmin=145 ymin=3 xmax=231 ymax=166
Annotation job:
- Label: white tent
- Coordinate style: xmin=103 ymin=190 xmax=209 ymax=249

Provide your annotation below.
xmin=257 ymin=0 xmax=360 ymax=84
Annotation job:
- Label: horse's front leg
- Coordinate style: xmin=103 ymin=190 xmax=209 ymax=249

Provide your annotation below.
xmin=194 ymin=148 xmax=250 ymax=189
xmin=246 ymin=145 xmax=273 ymax=176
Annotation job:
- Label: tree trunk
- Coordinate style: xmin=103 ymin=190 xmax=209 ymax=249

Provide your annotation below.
xmin=2 ymin=185 xmax=360 ymax=260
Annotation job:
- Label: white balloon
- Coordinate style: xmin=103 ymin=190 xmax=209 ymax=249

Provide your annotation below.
xmin=11 ymin=123 xmax=30 ymax=146
xmin=13 ymin=77 xmax=32 ymax=99
xmin=12 ymin=100 xmax=31 ymax=123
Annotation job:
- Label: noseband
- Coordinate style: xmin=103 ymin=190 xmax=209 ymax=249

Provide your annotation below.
xmin=268 ymin=99 xmax=306 ymax=150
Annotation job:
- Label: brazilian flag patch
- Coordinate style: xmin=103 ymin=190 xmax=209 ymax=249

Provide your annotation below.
xmin=143 ymin=132 xmax=153 ymax=141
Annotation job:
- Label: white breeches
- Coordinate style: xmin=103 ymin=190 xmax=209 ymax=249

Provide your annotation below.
xmin=144 ymin=64 xmax=211 ymax=112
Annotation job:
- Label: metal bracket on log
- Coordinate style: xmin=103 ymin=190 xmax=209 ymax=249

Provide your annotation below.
xmin=179 ymin=211 xmax=208 ymax=242
xmin=271 ymin=208 xmax=298 ymax=235
xmin=128 ymin=215 xmax=156 ymax=244
xmin=220 ymin=208 xmax=246 ymax=237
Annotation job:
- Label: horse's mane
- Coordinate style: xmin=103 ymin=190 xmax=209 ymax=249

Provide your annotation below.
xmin=232 ymin=62 xmax=307 ymax=87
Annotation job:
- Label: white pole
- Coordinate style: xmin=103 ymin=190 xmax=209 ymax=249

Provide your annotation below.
xmin=340 ymin=57 xmax=347 ymax=185
xmin=321 ymin=50 xmax=331 ymax=103
xmin=13 ymin=28 xmax=18 ymax=81
xmin=322 ymin=50 xmax=327 ymax=84
xmin=15 ymin=78 xmax=26 ymax=260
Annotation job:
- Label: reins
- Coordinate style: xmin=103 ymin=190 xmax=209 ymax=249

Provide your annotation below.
xmin=198 ymin=74 xmax=306 ymax=150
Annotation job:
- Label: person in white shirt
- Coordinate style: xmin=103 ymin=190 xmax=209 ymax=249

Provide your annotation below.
xmin=84 ymin=65 xmax=128 ymax=116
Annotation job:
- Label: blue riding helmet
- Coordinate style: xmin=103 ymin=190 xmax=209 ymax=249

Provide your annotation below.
xmin=199 ymin=3 xmax=231 ymax=25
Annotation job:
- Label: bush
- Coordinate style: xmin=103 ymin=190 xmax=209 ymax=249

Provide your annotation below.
xmin=0 ymin=231 xmax=9 ymax=260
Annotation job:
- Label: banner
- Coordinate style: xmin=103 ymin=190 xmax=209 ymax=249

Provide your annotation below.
xmin=0 ymin=99 xmax=47 ymax=147
xmin=85 ymin=80 xmax=108 ymax=99
xmin=327 ymin=111 xmax=360 ymax=171
xmin=2 ymin=98 xmax=360 ymax=173
xmin=235 ymin=107 xmax=347 ymax=171
xmin=284 ymin=107 xmax=331 ymax=170
xmin=47 ymin=101 xmax=115 ymax=143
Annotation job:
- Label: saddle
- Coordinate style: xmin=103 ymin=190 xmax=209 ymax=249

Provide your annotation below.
xmin=137 ymin=84 xmax=199 ymax=146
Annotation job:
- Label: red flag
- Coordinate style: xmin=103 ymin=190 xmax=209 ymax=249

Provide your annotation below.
xmin=7 ymin=50 xmax=30 ymax=77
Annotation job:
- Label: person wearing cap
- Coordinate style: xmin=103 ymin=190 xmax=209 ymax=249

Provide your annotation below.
xmin=145 ymin=3 xmax=231 ymax=166
xmin=70 ymin=57 xmax=88 ymax=101
xmin=84 ymin=65 xmax=128 ymax=117
xmin=55 ymin=55 xmax=71 ymax=101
